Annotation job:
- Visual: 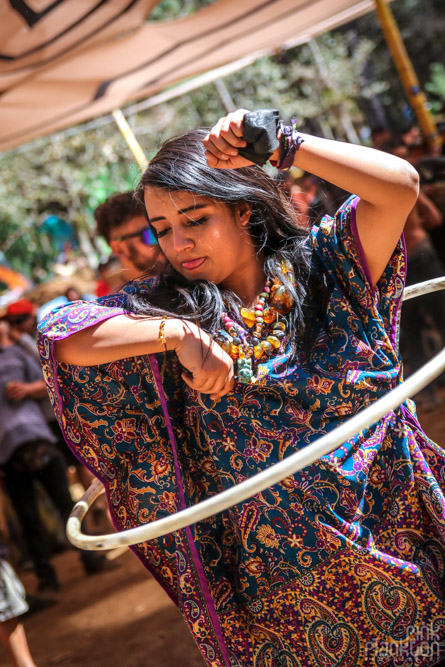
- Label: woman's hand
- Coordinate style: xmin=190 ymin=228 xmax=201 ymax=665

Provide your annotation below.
xmin=204 ymin=108 xmax=281 ymax=169
xmin=172 ymin=321 xmax=234 ymax=400
xmin=203 ymin=109 xmax=253 ymax=169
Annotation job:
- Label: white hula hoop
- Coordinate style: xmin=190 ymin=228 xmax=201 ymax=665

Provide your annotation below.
xmin=67 ymin=276 xmax=445 ymax=550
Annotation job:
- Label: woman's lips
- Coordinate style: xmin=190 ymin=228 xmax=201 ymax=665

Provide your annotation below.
xmin=181 ymin=257 xmax=206 ymax=270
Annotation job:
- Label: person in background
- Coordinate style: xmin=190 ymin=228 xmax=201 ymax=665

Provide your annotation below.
xmin=0 ymin=559 xmax=36 ymax=667
xmin=383 ymin=139 xmax=445 ymax=407
xmin=275 ymin=170 xmax=294 ymax=197
xmin=401 ymin=123 xmax=423 ymax=150
xmin=3 ymin=298 xmax=108 ymax=527
xmin=95 ymin=256 xmax=123 ymax=298
xmin=0 ymin=321 xmax=113 ymax=598
xmin=370 ymin=124 xmax=392 ymax=150
xmin=401 ymin=187 xmax=445 ymax=407
xmin=290 ymin=172 xmax=342 ymax=228
xmin=0 ymin=487 xmax=38 ymax=667
xmin=289 ymin=172 xmax=320 ymax=228
xmin=64 ymin=286 xmax=82 ymax=303
xmin=63 ymin=286 xmax=95 ymax=304
xmin=94 ymin=191 xmax=165 ymax=283
xmin=2 ymin=302 xmax=38 ymax=363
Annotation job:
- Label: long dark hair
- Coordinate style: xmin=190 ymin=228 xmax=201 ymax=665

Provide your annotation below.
xmin=129 ymin=129 xmax=322 ymax=353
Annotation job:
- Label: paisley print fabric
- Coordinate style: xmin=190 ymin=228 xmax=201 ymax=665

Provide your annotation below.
xmin=38 ymin=196 xmax=445 ymax=666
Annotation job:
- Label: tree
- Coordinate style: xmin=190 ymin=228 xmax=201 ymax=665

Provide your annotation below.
xmin=0 ymin=126 xmax=138 ymax=278
xmin=343 ymin=0 xmax=445 ymax=129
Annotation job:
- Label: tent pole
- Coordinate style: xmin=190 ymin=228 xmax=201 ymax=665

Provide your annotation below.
xmin=374 ymin=0 xmax=442 ymax=152
xmin=112 ymin=109 xmax=148 ymax=170
xmin=214 ymin=78 xmax=236 ymax=113
xmin=308 ymin=38 xmax=360 ymax=144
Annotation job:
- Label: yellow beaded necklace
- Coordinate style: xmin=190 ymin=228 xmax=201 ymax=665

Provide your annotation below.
xmin=214 ymin=261 xmax=295 ymax=383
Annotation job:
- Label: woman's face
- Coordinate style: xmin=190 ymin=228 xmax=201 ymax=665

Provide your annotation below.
xmin=144 ymin=187 xmax=258 ymax=288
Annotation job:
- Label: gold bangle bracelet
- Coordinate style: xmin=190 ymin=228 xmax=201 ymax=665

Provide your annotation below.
xmin=158 ymin=316 xmax=168 ymax=351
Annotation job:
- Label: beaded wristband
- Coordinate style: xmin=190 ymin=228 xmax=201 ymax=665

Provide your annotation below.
xmin=270 ymin=117 xmax=305 ymax=171
xmin=158 ymin=316 xmax=167 ymax=351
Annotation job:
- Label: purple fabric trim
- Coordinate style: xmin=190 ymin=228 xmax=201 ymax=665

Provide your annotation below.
xmin=46 ymin=311 xmax=123 ymax=467
xmin=389 ymin=232 xmax=407 ymax=350
xmin=46 ymin=322 xmax=178 ymax=605
xmin=150 ymin=356 xmax=231 ymax=666
xmin=349 ymin=196 xmax=376 ymax=293
xmin=400 ymin=402 xmax=420 ymax=431
xmin=46 ymin=310 xmax=124 ymax=473
xmin=45 ymin=309 xmax=125 ymax=342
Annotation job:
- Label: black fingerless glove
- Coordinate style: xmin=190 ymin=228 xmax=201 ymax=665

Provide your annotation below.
xmin=238 ymin=109 xmax=280 ymax=166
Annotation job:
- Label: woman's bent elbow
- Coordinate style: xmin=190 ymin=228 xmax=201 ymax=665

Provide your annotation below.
xmin=401 ymin=161 xmax=420 ymax=203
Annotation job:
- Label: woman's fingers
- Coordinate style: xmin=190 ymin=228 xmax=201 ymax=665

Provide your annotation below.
xmin=207 ymin=364 xmax=235 ymax=397
xmin=203 ymin=127 xmax=242 ymax=160
xmin=203 ymin=110 xmax=249 ymax=161
xmin=176 ymin=322 xmax=235 ymax=397
xmin=205 ymin=152 xmax=254 ymax=170
xmin=181 ymin=371 xmax=233 ymax=398
xmin=221 ymin=110 xmax=246 ymax=138
xmin=192 ymin=361 xmax=232 ymax=393
xmin=210 ymin=375 xmax=235 ymax=400
xmin=220 ymin=109 xmax=249 ymax=141
xmin=181 ymin=349 xmax=234 ymax=398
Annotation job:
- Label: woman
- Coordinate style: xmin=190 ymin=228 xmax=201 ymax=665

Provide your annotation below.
xmin=38 ymin=110 xmax=445 ymax=666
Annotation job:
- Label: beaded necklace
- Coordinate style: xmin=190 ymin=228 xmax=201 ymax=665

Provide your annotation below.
xmin=214 ymin=261 xmax=295 ymax=383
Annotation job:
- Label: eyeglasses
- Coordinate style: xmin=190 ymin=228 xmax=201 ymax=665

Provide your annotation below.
xmin=113 ymin=227 xmax=158 ymax=246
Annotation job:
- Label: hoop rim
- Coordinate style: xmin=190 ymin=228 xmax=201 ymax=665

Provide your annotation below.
xmin=67 ymin=276 xmax=445 ymax=550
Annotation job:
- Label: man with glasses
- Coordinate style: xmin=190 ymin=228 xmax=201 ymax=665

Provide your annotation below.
xmin=95 ymin=191 xmax=165 ymax=282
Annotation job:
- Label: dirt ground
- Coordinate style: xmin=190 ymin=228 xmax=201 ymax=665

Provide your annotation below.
xmin=10 ymin=549 xmax=205 ymax=667
xmin=1 ymin=393 xmax=444 ymax=667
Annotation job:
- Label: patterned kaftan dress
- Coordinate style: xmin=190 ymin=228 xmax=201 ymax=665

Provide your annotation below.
xmin=38 ymin=197 xmax=445 ymax=667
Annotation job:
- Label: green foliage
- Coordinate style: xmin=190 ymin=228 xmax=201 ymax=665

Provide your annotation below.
xmin=148 ymin=0 xmax=214 ymax=21
xmin=0 ymin=126 xmax=137 ymax=279
xmin=425 ymin=63 xmax=445 ymax=113
xmin=346 ymin=0 xmax=445 ymax=127
xmin=162 ymin=30 xmax=379 ymax=143
xmin=1 ymin=0 xmax=444 ymax=283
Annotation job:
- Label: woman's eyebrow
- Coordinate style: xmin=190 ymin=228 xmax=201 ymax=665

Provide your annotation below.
xmin=178 ymin=204 xmax=208 ymax=215
xmin=148 ymin=204 xmax=208 ymax=224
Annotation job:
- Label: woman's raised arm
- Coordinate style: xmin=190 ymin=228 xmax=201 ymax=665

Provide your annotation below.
xmin=204 ymin=110 xmax=420 ymax=286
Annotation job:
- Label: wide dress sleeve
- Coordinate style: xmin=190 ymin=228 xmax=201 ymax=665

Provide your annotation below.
xmin=308 ymin=195 xmax=406 ymax=401
xmin=308 ymin=195 xmax=445 ymax=556
xmin=38 ymin=279 xmax=238 ymax=664
xmin=36 ymin=202 xmax=445 ymax=667
xmin=37 ymin=279 xmax=181 ymax=602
